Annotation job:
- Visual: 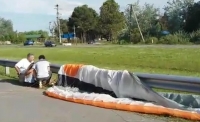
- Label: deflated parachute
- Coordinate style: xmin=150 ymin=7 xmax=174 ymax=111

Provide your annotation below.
xmin=45 ymin=64 xmax=200 ymax=120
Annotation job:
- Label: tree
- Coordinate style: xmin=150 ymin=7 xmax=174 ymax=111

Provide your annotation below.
xmin=23 ymin=30 xmax=48 ymax=38
xmin=164 ymin=0 xmax=194 ymax=32
xmin=184 ymin=1 xmax=200 ymax=32
xmin=60 ymin=19 xmax=68 ymax=34
xmin=0 ymin=17 xmax=13 ymax=41
xmin=16 ymin=33 xmax=26 ymax=43
xmin=123 ymin=1 xmax=160 ymax=43
xmin=99 ymin=0 xmax=125 ymax=42
xmin=68 ymin=5 xmax=98 ymax=42
xmin=137 ymin=3 xmax=160 ymax=34
xmin=54 ymin=19 xmax=68 ymax=36
xmin=159 ymin=12 xmax=169 ymax=30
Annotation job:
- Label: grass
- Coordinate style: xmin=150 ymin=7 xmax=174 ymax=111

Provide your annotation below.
xmin=0 ymin=45 xmax=200 ymax=76
xmin=0 ymin=45 xmax=200 ymax=122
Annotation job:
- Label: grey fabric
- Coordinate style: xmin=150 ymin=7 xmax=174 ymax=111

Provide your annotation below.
xmin=160 ymin=92 xmax=200 ymax=109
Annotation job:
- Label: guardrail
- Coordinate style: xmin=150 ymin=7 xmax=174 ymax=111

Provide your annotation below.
xmin=0 ymin=59 xmax=200 ymax=93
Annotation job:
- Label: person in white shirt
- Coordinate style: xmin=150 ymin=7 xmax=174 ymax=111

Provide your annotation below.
xmin=15 ymin=53 xmax=35 ymax=84
xmin=31 ymin=55 xmax=52 ymax=86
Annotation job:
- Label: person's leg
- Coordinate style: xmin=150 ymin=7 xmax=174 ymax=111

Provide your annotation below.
xmin=34 ymin=71 xmax=52 ymax=88
xmin=42 ymin=71 xmax=53 ymax=85
xmin=25 ymin=69 xmax=35 ymax=84
xmin=19 ymin=73 xmax=25 ymax=83
xmin=46 ymin=71 xmax=52 ymax=84
xmin=32 ymin=69 xmax=37 ymax=80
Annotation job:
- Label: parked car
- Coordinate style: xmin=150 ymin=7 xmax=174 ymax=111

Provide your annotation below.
xmin=24 ymin=40 xmax=34 ymax=46
xmin=44 ymin=41 xmax=56 ymax=47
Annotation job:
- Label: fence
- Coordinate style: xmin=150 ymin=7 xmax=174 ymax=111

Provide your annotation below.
xmin=0 ymin=59 xmax=200 ymax=93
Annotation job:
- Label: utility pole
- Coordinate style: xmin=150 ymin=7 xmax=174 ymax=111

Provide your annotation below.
xmin=49 ymin=22 xmax=52 ymax=37
xmin=73 ymin=25 xmax=77 ymax=45
xmin=128 ymin=4 xmax=145 ymax=43
xmin=129 ymin=5 xmax=132 ymax=43
xmin=55 ymin=4 xmax=62 ymax=44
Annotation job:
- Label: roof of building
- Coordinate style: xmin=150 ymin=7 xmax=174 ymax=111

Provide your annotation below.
xmin=25 ymin=34 xmax=42 ymax=38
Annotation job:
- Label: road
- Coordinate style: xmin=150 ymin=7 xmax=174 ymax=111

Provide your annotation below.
xmin=1 ymin=44 xmax=200 ymax=48
xmin=0 ymin=79 xmax=166 ymax=122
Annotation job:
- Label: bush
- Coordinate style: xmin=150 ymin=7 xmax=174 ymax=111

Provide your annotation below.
xmin=118 ymin=40 xmax=129 ymax=45
xmin=158 ymin=31 xmax=190 ymax=44
xmin=145 ymin=37 xmax=158 ymax=44
xmin=190 ymin=30 xmax=200 ymax=44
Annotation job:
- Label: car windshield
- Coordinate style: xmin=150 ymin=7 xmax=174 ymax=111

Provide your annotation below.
xmin=45 ymin=41 xmax=55 ymax=44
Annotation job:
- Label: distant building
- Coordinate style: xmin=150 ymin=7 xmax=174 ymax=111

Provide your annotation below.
xmin=25 ymin=34 xmax=45 ymax=41
xmin=61 ymin=33 xmax=74 ymax=39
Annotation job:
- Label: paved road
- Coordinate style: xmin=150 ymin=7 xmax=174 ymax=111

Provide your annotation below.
xmin=1 ymin=44 xmax=200 ymax=49
xmin=0 ymin=79 xmax=165 ymax=122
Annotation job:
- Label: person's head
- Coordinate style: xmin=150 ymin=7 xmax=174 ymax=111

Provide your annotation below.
xmin=27 ymin=53 xmax=34 ymax=62
xmin=38 ymin=55 xmax=45 ymax=60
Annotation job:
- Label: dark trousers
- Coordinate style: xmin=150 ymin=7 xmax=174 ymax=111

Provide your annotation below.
xmin=36 ymin=71 xmax=52 ymax=85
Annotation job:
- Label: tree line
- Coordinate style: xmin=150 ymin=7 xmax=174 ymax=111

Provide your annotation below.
xmin=55 ymin=0 xmax=200 ymax=44
xmin=1 ymin=0 xmax=200 ymax=44
xmin=0 ymin=18 xmax=48 ymax=44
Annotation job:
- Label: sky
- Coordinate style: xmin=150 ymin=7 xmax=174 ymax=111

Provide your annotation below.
xmin=0 ymin=0 xmax=192 ymax=32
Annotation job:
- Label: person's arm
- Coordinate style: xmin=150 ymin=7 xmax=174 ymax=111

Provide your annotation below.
xmin=14 ymin=66 xmax=21 ymax=76
xmin=15 ymin=59 xmax=23 ymax=75
xmin=26 ymin=69 xmax=34 ymax=75
xmin=47 ymin=62 xmax=51 ymax=71
xmin=25 ymin=63 xmax=35 ymax=75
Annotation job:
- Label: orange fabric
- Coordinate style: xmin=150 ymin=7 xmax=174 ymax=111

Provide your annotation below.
xmin=45 ymin=91 xmax=200 ymax=121
xmin=63 ymin=64 xmax=83 ymax=77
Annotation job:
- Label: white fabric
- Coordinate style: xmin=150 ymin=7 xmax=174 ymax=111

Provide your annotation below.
xmin=15 ymin=58 xmax=32 ymax=73
xmin=32 ymin=60 xmax=50 ymax=78
xmin=46 ymin=86 xmax=200 ymax=113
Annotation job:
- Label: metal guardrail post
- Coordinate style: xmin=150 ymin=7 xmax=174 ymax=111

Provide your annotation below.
xmin=0 ymin=59 xmax=11 ymax=75
xmin=5 ymin=67 xmax=10 ymax=75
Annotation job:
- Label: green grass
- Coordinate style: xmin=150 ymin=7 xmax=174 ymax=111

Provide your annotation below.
xmin=0 ymin=45 xmax=200 ymax=77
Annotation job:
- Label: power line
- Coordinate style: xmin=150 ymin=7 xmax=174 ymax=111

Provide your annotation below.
xmin=55 ymin=4 xmax=62 ymax=44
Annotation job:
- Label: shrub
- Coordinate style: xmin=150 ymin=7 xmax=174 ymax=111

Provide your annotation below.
xmin=145 ymin=37 xmax=158 ymax=44
xmin=158 ymin=31 xmax=190 ymax=44
xmin=190 ymin=30 xmax=200 ymax=44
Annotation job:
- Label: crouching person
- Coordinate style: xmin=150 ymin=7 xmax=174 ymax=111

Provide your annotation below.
xmin=32 ymin=55 xmax=52 ymax=88
xmin=15 ymin=53 xmax=35 ymax=86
